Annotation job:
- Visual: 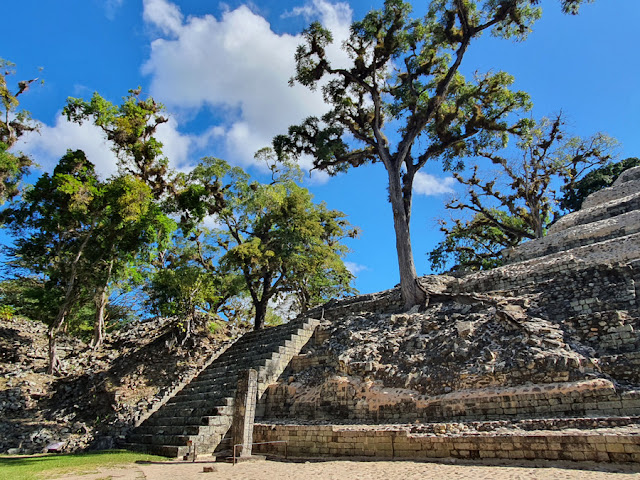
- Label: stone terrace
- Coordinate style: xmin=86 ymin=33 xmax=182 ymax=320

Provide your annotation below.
xmin=253 ymin=167 xmax=640 ymax=462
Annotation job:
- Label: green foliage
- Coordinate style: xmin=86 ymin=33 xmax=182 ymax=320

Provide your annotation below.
xmin=173 ymin=155 xmax=357 ymax=330
xmin=0 ymin=58 xmax=40 ymax=204
xmin=429 ymin=210 xmax=532 ymax=272
xmin=434 ymin=115 xmax=616 ymax=271
xmin=0 ymin=304 xmax=15 ymax=321
xmin=273 ymin=0 xmax=592 ymax=306
xmin=207 ymin=319 xmax=223 ymax=335
xmin=2 ymin=143 xmax=175 ymax=370
xmin=450 ymin=115 xmax=616 ymax=237
xmin=559 ymin=157 xmax=640 ymax=212
xmin=63 ymin=88 xmax=171 ymax=195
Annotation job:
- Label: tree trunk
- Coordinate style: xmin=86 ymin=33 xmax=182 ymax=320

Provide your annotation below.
xmin=48 ymin=327 xmax=62 ymax=375
xmin=48 ymin=298 xmax=74 ymax=375
xmin=91 ymin=260 xmax=113 ymax=350
xmin=254 ymin=299 xmax=268 ymax=331
xmin=91 ymin=286 xmax=108 ymax=350
xmin=387 ymin=168 xmax=427 ymax=309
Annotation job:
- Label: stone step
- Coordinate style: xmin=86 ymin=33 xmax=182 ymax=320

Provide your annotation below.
xmin=173 ymin=384 xmax=237 ymax=399
xmin=128 ymin=432 xmax=194 ymax=446
xmin=583 ymin=178 xmax=640 ymax=209
xmin=504 ymin=209 xmax=640 ymax=264
xmin=123 ymin=443 xmax=188 ymax=458
xmin=151 ymin=405 xmax=233 ymax=420
xmin=189 ymin=360 xmax=271 ymax=386
xmin=175 ymin=379 xmax=238 ymax=397
xmin=548 ymin=191 xmax=640 ymax=235
xmin=142 ymin=411 xmax=233 ymax=428
xmin=126 ymin=317 xmax=320 ymax=457
xmin=135 ymin=421 xmax=229 ymax=436
xmin=127 ymin=434 xmax=223 ymax=454
xmin=146 ymin=404 xmax=234 ymax=424
xmin=461 ymin=231 xmax=640 ymax=294
xmin=165 ymin=396 xmax=235 ymax=410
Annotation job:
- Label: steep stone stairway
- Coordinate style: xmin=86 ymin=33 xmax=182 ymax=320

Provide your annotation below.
xmin=125 ymin=315 xmax=320 ymax=457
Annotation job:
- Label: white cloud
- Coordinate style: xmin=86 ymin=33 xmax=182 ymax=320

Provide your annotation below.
xmin=155 ymin=117 xmax=191 ymax=169
xmin=413 ymin=172 xmax=456 ymax=196
xmin=15 ymin=113 xmax=197 ymax=179
xmin=344 ymin=261 xmax=368 ymax=275
xmin=15 ymin=115 xmax=119 ymax=178
xmin=143 ymin=0 xmax=184 ymax=36
xmin=141 ymin=0 xmax=353 ymax=174
xmin=104 ymin=0 xmax=124 ymax=20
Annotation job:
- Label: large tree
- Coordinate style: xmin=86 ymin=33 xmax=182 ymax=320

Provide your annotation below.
xmin=187 ymin=156 xmax=357 ymax=330
xmin=274 ymin=0 xmax=593 ymax=308
xmin=3 ymin=149 xmax=173 ymax=372
xmin=4 ymin=150 xmax=102 ymax=373
xmin=62 ymin=89 xmax=177 ymax=346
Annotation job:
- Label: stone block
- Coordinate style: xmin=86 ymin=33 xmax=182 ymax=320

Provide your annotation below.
xmin=605 ymin=443 xmax=625 ymax=453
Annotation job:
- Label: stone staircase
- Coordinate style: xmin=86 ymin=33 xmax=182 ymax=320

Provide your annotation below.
xmin=125 ymin=315 xmax=320 ymax=457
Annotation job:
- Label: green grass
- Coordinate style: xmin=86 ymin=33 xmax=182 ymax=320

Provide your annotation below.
xmin=0 ymin=450 xmax=166 ymax=480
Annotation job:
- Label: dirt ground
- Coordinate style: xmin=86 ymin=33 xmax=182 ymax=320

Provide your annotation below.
xmin=56 ymin=458 xmax=640 ymax=480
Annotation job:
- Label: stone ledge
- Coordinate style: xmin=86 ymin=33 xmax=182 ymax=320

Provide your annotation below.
xmin=253 ymin=423 xmax=640 ymax=462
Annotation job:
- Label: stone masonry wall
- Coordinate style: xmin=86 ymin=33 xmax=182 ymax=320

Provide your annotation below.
xmin=260 ymin=378 xmax=640 ymax=424
xmin=253 ymin=423 xmax=640 ymax=463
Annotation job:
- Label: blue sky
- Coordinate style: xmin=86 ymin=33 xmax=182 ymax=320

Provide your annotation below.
xmin=3 ymin=0 xmax=640 ymax=295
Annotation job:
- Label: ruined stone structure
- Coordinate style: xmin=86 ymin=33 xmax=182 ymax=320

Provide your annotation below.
xmin=252 ymin=166 xmax=640 ymax=462
xmin=127 ymin=166 xmax=640 ymax=462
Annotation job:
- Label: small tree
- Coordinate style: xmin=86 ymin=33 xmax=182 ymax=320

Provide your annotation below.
xmin=431 ymin=115 xmax=616 ymax=271
xmin=0 ymin=58 xmax=39 ymax=204
xmin=274 ymin=0 xmax=592 ymax=308
xmin=429 ymin=209 xmax=531 ymax=272
xmin=187 ymin=156 xmax=357 ymax=330
xmin=146 ymin=232 xmax=238 ymax=344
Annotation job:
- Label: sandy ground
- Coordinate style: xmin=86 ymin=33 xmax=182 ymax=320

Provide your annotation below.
xmin=55 ymin=458 xmax=640 ymax=480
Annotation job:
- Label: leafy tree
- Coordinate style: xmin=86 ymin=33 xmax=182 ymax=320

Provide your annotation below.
xmin=62 ymin=89 xmax=178 ymax=346
xmin=188 ymin=156 xmax=357 ymax=330
xmin=446 ymin=114 xmax=616 ymax=238
xmin=146 ymin=231 xmax=240 ymax=344
xmin=63 ymin=88 xmax=171 ymax=196
xmin=3 ymin=149 xmax=174 ymax=372
xmin=3 ymin=150 xmax=102 ymax=373
xmin=0 ymin=58 xmax=39 ymax=204
xmin=430 ymin=115 xmax=616 ymax=271
xmin=86 ymin=175 xmax=175 ymax=348
xmin=274 ymin=0 xmax=592 ymax=308
xmin=559 ymin=157 xmax=640 ymax=212
xmin=428 ymin=209 xmax=532 ymax=272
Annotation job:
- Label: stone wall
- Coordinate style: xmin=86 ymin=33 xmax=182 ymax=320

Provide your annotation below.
xmin=260 ymin=378 xmax=640 ymax=424
xmin=503 ymin=211 xmax=640 ymax=264
xmin=305 ymin=288 xmax=403 ymax=322
xmin=252 ymin=166 xmax=640 ymax=462
xmin=253 ymin=423 xmax=640 ymax=462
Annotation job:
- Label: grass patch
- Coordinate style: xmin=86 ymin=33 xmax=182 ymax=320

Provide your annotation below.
xmin=0 ymin=450 xmax=166 ymax=480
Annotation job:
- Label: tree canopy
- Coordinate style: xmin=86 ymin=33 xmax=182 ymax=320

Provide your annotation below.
xmin=274 ymin=0 xmax=593 ymax=308
xmin=430 ymin=115 xmax=616 ymax=272
xmin=190 ymin=156 xmax=358 ymax=330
